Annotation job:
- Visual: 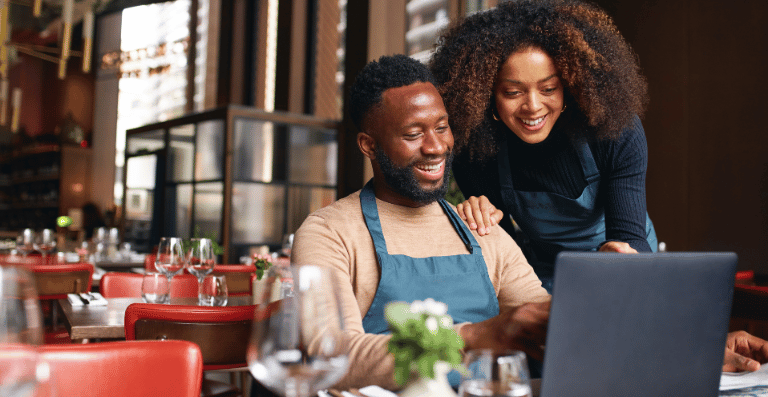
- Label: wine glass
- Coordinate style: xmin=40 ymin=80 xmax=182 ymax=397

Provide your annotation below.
xmin=33 ymin=229 xmax=57 ymax=264
xmin=185 ymin=238 xmax=216 ymax=305
xmin=458 ymin=349 xmax=532 ymax=397
xmin=141 ymin=272 xmax=170 ymax=304
xmin=154 ymin=237 xmax=186 ymax=291
xmin=200 ymin=275 xmax=228 ymax=306
xmin=247 ymin=265 xmax=349 ymax=397
xmin=0 ymin=264 xmax=52 ymax=397
xmin=15 ymin=229 xmax=36 ymax=258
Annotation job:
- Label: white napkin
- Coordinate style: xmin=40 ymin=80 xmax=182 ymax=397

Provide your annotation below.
xmin=67 ymin=292 xmax=108 ymax=306
xmin=357 ymin=386 xmax=398 ymax=397
xmin=721 ymin=365 xmax=768 ymax=390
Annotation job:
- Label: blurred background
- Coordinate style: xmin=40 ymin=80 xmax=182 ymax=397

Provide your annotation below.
xmin=0 ymin=0 xmax=765 ymax=272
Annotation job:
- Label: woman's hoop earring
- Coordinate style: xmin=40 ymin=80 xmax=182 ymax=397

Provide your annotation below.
xmin=562 ymin=104 xmax=567 ymax=112
xmin=492 ymin=108 xmax=501 ymax=121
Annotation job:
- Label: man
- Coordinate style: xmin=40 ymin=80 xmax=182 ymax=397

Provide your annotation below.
xmin=293 ymin=54 xmax=550 ymax=390
xmin=292 ymin=55 xmax=768 ymax=390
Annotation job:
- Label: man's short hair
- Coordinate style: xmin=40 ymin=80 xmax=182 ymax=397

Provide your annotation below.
xmin=349 ymin=54 xmax=437 ymax=132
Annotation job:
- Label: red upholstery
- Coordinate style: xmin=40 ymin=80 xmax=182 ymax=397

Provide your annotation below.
xmin=39 ymin=340 xmax=203 ymax=397
xmin=100 ymin=272 xmax=199 ymax=298
xmin=0 ymin=343 xmax=37 ymax=374
xmin=29 ymin=263 xmax=94 ymax=344
xmin=31 ymin=263 xmax=94 ymax=300
xmin=144 ymin=253 xmax=157 ymax=271
xmin=124 ymin=301 xmax=280 ymax=370
xmin=735 ymin=270 xmax=755 ymax=286
xmin=212 ymin=265 xmax=258 ymax=296
xmin=124 ymin=303 xmax=254 ymax=370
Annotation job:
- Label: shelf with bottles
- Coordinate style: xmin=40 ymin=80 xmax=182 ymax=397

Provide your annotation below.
xmin=0 ymin=143 xmax=91 ymax=232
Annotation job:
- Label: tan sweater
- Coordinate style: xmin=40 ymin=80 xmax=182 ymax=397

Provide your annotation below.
xmin=292 ymin=190 xmax=550 ymax=390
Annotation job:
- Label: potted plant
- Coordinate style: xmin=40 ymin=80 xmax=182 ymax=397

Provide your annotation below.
xmin=385 ymin=298 xmax=465 ymax=396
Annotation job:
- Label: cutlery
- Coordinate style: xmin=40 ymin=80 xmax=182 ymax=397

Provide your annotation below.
xmin=78 ymin=293 xmax=90 ymax=305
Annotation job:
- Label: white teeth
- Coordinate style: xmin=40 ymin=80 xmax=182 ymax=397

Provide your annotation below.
xmin=521 ymin=116 xmax=545 ymax=126
xmin=416 ymin=162 xmax=442 ymax=173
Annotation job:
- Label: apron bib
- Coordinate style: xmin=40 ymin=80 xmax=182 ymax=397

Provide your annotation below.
xmin=360 ymin=181 xmax=500 ymax=334
xmin=498 ymin=138 xmax=657 ymax=280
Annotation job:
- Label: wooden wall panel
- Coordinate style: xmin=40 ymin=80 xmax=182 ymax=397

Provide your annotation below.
xmin=594 ymin=0 xmax=768 ymax=272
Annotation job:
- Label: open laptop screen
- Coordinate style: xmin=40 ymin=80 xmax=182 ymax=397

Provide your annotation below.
xmin=541 ymin=252 xmax=737 ymax=397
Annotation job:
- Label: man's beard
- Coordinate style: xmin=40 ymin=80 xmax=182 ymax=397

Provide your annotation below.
xmin=375 ymin=147 xmax=453 ymax=205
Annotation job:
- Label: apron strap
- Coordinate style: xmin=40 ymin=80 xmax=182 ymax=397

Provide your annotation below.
xmin=360 ymin=180 xmax=389 ymax=256
xmin=439 ymin=199 xmax=474 ymax=254
xmin=574 ymin=139 xmax=600 ymax=184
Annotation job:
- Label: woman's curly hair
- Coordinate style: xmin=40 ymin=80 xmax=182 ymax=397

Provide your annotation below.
xmin=430 ymin=0 xmax=648 ymax=161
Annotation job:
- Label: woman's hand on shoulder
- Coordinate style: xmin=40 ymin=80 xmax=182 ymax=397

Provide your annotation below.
xmin=456 ymin=195 xmax=504 ymax=236
xmin=598 ymin=241 xmax=638 ymax=254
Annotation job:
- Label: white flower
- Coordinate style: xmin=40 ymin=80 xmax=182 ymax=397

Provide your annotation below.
xmin=439 ymin=316 xmax=453 ymax=328
xmin=409 ymin=300 xmax=425 ymax=314
xmin=425 ymin=317 xmax=439 ymax=334
xmin=423 ymin=298 xmax=448 ymax=316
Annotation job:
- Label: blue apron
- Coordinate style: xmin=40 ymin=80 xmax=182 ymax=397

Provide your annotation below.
xmin=498 ymin=138 xmax=657 ymax=285
xmin=359 ymin=181 xmax=500 ymax=386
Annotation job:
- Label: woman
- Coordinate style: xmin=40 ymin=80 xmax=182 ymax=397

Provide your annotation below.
xmin=430 ymin=0 xmax=657 ymax=289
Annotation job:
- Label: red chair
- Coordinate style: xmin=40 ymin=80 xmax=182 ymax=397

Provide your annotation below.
xmin=211 ymin=265 xmax=258 ymax=296
xmin=735 ymin=270 xmax=755 ymax=285
xmin=39 ymin=340 xmax=203 ymax=397
xmin=31 ymin=263 xmax=94 ymax=300
xmin=125 ymin=301 xmax=281 ymax=397
xmin=31 ymin=263 xmax=94 ymax=344
xmin=100 ymin=272 xmax=199 ymax=298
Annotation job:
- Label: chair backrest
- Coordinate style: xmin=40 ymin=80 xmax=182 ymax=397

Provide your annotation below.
xmin=100 ymin=272 xmax=199 ymax=298
xmin=31 ymin=263 xmax=94 ymax=300
xmin=124 ymin=301 xmax=279 ymax=370
xmin=144 ymin=254 xmax=157 ymax=271
xmin=735 ymin=270 xmax=755 ymax=285
xmin=211 ymin=265 xmax=257 ymax=296
xmin=39 ymin=340 xmax=203 ymax=397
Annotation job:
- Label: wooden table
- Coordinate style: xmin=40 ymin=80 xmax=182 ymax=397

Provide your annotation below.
xmin=58 ymin=296 xmax=254 ymax=341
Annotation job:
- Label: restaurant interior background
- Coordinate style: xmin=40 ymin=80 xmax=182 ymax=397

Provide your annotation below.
xmin=0 ymin=0 xmax=766 ymax=271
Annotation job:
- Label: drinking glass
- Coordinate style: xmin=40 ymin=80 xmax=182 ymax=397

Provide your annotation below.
xmin=186 ymin=238 xmax=216 ymax=305
xmin=155 ymin=237 xmax=186 ymax=285
xmin=15 ymin=229 xmax=35 ymax=258
xmin=33 ymin=229 xmax=57 ymax=263
xmin=141 ymin=272 xmax=170 ymax=304
xmin=200 ymin=275 xmax=228 ymax=306
xmin=247 ymin=265 xmax=348 ymax=397
xmin=459 ymin=349 xmax=532 ymax=397
xmin=0 ymin=265 xmax=52 ymax=397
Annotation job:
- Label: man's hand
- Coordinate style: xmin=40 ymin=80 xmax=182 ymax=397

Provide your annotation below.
xmin=460 ymin=301 xmax=550 ymax=361
xmin=456 ymin=195 xmax=504 ymax=236
xmin=723 ymin=330 xmax=768 ymax=372
xmin=598 ymin=241 xmax=638 ymax=254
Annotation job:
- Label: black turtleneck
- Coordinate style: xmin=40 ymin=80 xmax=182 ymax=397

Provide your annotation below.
xmin=452 ymin=115 xmax=652 ymax=260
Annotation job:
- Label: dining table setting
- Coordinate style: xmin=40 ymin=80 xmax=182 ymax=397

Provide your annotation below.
xmin=4 ymin=232 xmax=768 ymax=397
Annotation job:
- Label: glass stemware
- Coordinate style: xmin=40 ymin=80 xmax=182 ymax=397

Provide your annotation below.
xmin=33 ymin=229 xmax=57 ymax=263
xmin=200 ymin=275 xmax=228 ymax=306
xmin=0 ymin=265 xmax=52 ymax=397
xmin=247 ymin=265 xmax=349 ymax=397
xmin=154 ymin=237 xmax=186 ymax=296
xmin=185 ymin=238 xmax=216 ymax=305
xmin=15 ymin=229 xmax=36 ymax=259
xmin=458 ymin=349 xmax=532 ymax=397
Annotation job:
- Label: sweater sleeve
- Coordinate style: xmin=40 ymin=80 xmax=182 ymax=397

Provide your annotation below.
xmin=293 ymin=213 xmax=401 ymax=391
xmin=594 ymin=115 xmax=653 ymax=252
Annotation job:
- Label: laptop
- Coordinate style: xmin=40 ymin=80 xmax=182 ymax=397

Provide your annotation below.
xmin=540 ymin=252 xmax=737 ymax=397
